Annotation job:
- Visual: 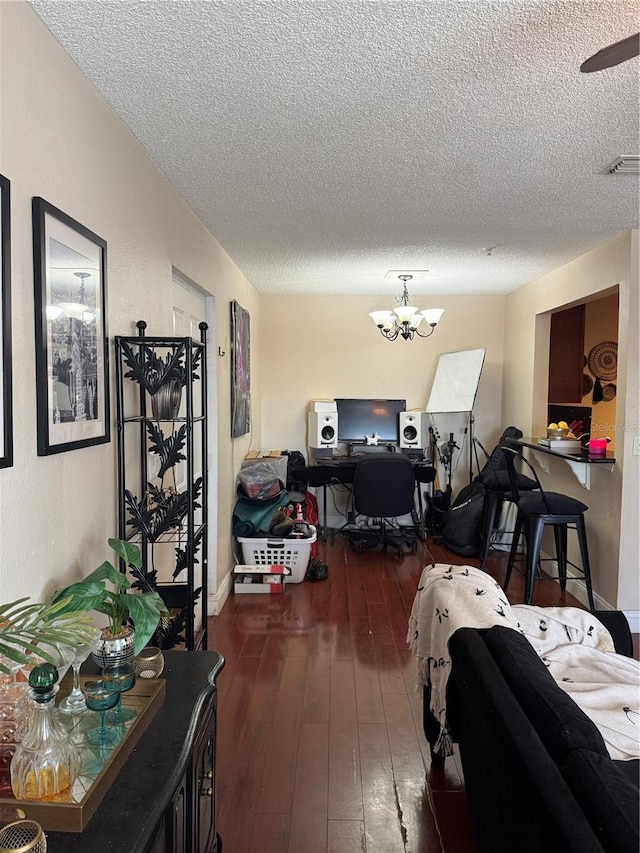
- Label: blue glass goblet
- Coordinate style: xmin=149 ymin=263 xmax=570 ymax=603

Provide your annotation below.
xmin=102 ymin=664 xmax=136 ymax=724
xmin=84 ymin=680 xmax=120 ymax=746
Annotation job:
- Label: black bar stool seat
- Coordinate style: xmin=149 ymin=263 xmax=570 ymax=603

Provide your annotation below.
xmin=501 ymin=446 xmax=595 ymax=610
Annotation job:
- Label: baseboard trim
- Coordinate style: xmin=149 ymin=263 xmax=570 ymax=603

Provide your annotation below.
xmin=207 ymin=572 xmax=232 ymax=616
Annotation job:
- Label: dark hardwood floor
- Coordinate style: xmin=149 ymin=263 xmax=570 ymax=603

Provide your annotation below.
xmin=210 ymin=537 xmax=631 ymax=853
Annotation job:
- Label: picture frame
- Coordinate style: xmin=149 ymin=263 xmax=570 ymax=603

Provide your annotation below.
xmin=230 ymin=300 xmax=250 ymax=437
xmin=0 ymin=174 xmax=13 ymax=469
xmin=32 ymin=197 xmax=110 ymax=455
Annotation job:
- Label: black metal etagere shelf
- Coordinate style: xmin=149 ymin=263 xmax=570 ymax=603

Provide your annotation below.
xmin=114 ymin=320 xmax=208 ymax=652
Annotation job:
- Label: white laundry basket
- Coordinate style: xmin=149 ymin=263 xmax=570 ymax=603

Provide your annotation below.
xmin=237 ymin=526 xmax=317 ymax=583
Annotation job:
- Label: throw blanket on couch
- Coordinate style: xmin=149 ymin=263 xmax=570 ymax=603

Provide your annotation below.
xmin=513 ymin=605 xmax=640 ymax=761
xmin=407 ymin=564 xmax=640 ymax=760
xmin=406 ymin=563 xmax=520 ymax=755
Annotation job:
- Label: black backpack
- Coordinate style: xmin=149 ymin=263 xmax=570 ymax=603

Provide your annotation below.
xmin=441 ymin=480 xmax=486 ymax=557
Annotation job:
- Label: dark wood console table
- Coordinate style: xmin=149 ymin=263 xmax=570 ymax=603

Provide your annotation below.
xmin=45 ymin=650 xmax=224 ymax=853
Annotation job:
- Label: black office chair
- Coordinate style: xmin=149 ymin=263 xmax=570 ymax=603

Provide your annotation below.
xmin=474 ymin=430 xmax=538 ymax=568
xmin=500 ymin=446 xmax=595 ymax=609
xmin=343 ymin=453 xmax=417 ymax=555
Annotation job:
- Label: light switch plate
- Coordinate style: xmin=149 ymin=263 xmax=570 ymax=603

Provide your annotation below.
xmin=633 ymin=435 xmax=640 ymax=456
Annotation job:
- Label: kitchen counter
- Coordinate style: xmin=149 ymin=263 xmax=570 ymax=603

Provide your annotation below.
xmin=506 ymin=436 xmax=615 ymax=489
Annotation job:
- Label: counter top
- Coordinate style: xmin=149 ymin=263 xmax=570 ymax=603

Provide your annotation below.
xmin=508 ymin=437 xmax=616 ymax=465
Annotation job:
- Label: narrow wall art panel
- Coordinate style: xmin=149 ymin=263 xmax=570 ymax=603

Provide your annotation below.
xmin=0 ymin=174 xmax=13 ymax=469
xmin=230 ymin=300 xmax=250 ymax=437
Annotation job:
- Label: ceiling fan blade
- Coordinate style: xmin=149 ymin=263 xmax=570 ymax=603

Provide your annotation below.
xmin=580 ymin=32 xmax=640 ymax=73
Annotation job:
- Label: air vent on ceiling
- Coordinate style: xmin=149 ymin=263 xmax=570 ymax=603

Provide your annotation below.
xmin=603 ymin=156 xmax=640 ymax=174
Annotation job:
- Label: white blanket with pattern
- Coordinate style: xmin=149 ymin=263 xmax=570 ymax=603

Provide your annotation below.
xmin=407 ymin=563 xmax=640 ymax=760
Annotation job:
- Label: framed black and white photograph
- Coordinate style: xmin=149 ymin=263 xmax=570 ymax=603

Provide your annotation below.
xmin=0 ymin=174 xmax=13 ymax=469
xmin=32 ymin=197 xmax=110 ymax=455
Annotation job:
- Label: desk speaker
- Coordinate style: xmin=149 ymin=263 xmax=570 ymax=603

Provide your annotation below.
xmin=308 ymin=411 xmax=338 ymax=448
xmin=399 ymin=411 xmax=429 ymax=449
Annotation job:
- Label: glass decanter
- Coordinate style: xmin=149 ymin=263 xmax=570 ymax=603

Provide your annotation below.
xmin=0 ymin=657 xmax=26 ymax=797
xmin=10 ymin=662 xmax=79 ymax=802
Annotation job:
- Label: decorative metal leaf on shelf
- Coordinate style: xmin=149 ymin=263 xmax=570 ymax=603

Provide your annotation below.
xmin=154 ymin=587 xmax=202 ymax=650
xmin=121 ymin=340 xmax=200 ymax=395
xmin=124 ymin=477 xmax=203 ymax=542
xmin=131 ymin=564 xmax=159 ymax=594
xmin=191 ymin=346 xmax=202 ymax=379
xmin=147 ymin=421 xmax=187 ymax=480
xmin=173 ymin=526 xmax=204 ymax=580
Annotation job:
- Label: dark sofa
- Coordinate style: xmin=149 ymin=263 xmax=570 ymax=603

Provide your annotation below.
xmin=423 ymin=611 xmax=639 ymax=853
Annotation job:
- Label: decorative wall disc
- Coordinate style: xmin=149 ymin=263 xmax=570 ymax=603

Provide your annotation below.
xmin=582 ymin=374 xmax=593 ymax=395
xmin=588 ymin=341 xmax=617 ymax=381
xmin=601 ymin=383 xmax=617 ymax=401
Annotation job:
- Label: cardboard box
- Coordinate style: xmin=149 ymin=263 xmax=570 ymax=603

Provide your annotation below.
xmin=233 ymin=563 xmax=291 ymax=594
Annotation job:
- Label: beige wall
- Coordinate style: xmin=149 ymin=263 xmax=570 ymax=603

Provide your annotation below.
xmin=260 ymin=294 xmax=506 ymax=496
xmin=503 ymin=233 xmax=639 ymax=612
xmin=2 ymin=3 xmax=637 ymax=622
xmin=0 ymin=3 xmax=260 ymax=606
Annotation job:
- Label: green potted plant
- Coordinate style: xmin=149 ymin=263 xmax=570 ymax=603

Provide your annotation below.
xmin=49 ymin=538 xmax=168 ymax=667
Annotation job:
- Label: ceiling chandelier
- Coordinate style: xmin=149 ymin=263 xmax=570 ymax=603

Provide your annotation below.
xmin=369 ymin=275 xmax=444 ymax=341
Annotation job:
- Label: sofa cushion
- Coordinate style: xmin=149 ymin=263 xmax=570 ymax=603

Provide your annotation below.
xmin=561 ymin=749 xmax=640 ymax=853
xmin=485 ymin=626 xmax=608 ymax=761
xmin=447 ymin=628 xmax=607 ymax=853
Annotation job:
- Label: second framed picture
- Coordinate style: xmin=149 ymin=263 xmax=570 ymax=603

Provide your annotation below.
xmin=32 ymin=198 xmax=110 ymax=455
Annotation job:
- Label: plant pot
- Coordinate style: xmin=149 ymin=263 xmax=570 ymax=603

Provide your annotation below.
xmin=91 ymin=626 xmax=136 ymax=669
xmin=151 ymin=380 xmax=182 ymax=419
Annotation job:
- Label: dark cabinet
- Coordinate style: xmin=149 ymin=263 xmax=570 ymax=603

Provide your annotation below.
xmin=46 ymin=651 xmax=224 ymax=853
xmin=167 ymin=774 xmax=188 ymax=853
xmin=193 ymin=703 xmax=217 ymax=852
xmin=548 ymin=304 xmax=585 ymax=403
xmin=146 ymin=821 xmax=167 ymax=853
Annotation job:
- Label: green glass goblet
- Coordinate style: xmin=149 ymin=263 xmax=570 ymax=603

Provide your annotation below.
xmin=84 ymin=680 xmax=120 ymax=746
xmin=102 ymin=664 xmax=136 ymax=725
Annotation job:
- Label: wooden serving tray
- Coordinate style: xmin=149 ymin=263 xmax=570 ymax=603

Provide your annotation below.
xmin=0 ymin=674 xmax=166 ymax=832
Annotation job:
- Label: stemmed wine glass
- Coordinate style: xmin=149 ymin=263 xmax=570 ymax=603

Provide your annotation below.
xmin=59 ymin=637 xmax=99 ymax=715
xmin=84 ymin=680 xmax=120 ymax=746
xmin=102 ymin=664 xmax=136 ymax=724
xmin=18 ymin=643 xmax=75 ymax=684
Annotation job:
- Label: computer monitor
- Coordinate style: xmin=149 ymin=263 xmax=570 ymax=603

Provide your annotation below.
xmin=335 ymin=398 xmax=406 ymax=444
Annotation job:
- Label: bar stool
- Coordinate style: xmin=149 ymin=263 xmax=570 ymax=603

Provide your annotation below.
xmin=500 ymin=446 xmax=595 ymax=610
xmin=474 ymin=436 xmax=538 ymax=569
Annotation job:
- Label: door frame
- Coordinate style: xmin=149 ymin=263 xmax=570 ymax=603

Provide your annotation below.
xmin=172 ymin=269 xmax=219 ymax=613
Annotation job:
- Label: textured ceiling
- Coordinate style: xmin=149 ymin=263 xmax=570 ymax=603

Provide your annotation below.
xmin=30 ymin=0 xmax=639 ymax=297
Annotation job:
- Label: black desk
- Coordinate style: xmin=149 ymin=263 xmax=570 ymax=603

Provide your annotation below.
xmin=291 ymin=459 xmax=436 ymax=540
